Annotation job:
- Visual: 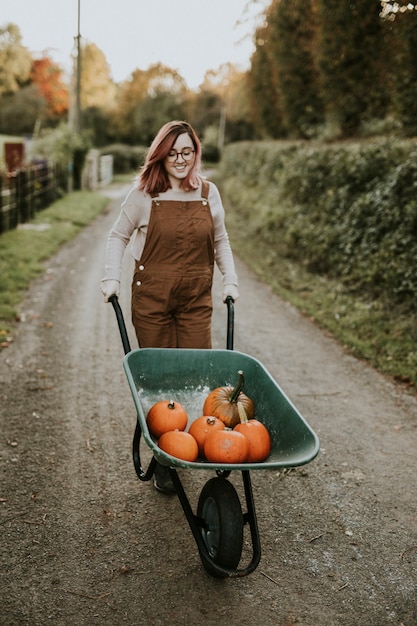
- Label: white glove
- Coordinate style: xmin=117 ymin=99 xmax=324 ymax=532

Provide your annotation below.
xmin=101 ymin=279 xmax=120 ymax=303
xmin=223 ymin=284 xmax=239 ymax=302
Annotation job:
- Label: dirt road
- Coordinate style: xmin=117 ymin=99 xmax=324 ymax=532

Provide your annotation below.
xmin=1 ymin=185 xmax=416 ymax=626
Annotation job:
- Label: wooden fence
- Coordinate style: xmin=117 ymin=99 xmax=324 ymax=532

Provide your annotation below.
xmin=0 ymin=161 xmax=67 ymax=235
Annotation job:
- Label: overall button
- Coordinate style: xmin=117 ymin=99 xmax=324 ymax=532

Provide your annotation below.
xmin=136 ymin=280 xmax=142 ymax=286
xmin=139 ymin=265 xmax=144 ymax=270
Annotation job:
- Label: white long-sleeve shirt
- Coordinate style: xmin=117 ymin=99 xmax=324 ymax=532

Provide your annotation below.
xmin=103 ymin=179 xmax=238 ymax=286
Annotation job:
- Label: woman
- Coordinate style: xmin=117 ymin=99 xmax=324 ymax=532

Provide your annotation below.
xmin=101 ymin=120 xmax=238 ymax=347
xmin=101 ymin=120 xmax=239 ymax=491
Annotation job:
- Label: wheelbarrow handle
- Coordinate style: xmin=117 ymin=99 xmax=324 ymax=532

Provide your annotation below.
xmin=109 ymin=294 xmax=132 ymax=355
xmin=225 ymin=295 xmax=234 ymax=350
xmin=109 ymin=294 xmax=234 ymax=353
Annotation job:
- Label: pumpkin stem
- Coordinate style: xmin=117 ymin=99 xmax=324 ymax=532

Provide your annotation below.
xmin=228 ymin=370 xmax=245 ymax=404
xmin=168 ymin=400 xmax=175 ymax=410
xmin=237 ymin=401 xmax=249 ymax=424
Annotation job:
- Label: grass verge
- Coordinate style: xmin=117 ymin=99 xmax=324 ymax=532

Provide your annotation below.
xmin=222 ymin=192 xmax=417 ymax=393
xmin=0 ymin=189 xmax=110 ymax=343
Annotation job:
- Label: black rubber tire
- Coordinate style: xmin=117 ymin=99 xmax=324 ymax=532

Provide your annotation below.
xmin=197 ymin=477 xmax=244 ymax=575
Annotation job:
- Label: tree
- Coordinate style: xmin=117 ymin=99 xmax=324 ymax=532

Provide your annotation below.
xmin=111 ymin=63 xmax=187 ymax=144
xmin=0 ymin=85 xmax=45 ymax=135
xmin=0 ymin=23 xmax=32 ymax=95
xmin=248 ymin=20 xmax=284 ymax=138
xmin=133 ymin=92 xmax=187 ymax=145
xmin=0 ymin=25 xmax=69 ymax=134
xmin=82 ymin=106 xmax=113 ymax=147
xmin=267 ymin=0 xmax=324 ymax=138
xmin=30 ymin=57 xmax=69 ymax=120
xmin=382 ymin=4 xmax=417 ymax=135
xmin=186 ymin=89 xmax=222 ymax=139
xmin=33 ymin=121 xmax=92 ymax=189
xmin=79 ymin=42 xmax=116 ymax=110
xmin=197 ymin=64 xmax=254 ymax=143
xmin=316 ymin=0 xmax=387 ymax=136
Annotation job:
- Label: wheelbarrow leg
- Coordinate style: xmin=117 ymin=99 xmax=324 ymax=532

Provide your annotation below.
xmin=132 ymin=419 xmax=157 ymax=481
xmin=241 ymin=470 xmax=262 ymax=567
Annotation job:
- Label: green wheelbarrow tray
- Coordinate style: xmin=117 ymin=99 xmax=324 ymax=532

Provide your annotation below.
xmin=123 ymin=347 xmax=319 ymax=471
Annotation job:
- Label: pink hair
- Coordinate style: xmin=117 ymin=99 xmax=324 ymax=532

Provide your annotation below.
xmin=139 ymin=120 xmax=202 ymax=194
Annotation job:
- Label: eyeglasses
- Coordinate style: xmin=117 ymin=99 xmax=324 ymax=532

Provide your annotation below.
xmin=166 ymin=148 xmax=195 ymax=163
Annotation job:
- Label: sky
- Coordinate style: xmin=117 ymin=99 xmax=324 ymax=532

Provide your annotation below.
xmin=2 ymin=0 xmax=268 ymax=89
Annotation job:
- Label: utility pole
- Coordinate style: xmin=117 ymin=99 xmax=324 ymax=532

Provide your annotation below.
xmin=75 ymin=0 xmax=81 ymax=134
xmin=68 ymin=0 xmax=81 ymax=192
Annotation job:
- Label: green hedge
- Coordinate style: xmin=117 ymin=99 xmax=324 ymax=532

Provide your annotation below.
xmin=100 ymin=144 xmax=148 ymax=174
xmin=218 ymin=139 xmax=417 ymax=310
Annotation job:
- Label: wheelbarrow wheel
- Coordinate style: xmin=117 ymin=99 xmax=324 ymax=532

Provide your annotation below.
xmin=197 ymin=477 xmax=244 ymax=576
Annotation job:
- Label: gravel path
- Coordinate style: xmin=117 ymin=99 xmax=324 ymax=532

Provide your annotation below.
xmin=1 ymin=184 xmax=416 ymax=625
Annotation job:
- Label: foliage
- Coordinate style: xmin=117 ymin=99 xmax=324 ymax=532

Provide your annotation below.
xmin=132 ymin=91 xmax=187 ymax=145
xmin=0 ymin=23 xmax=32 ymax=95
xmin=248 ymin=21 xmax=284 ymax=138
xmin=198 ymin=64 xmax=255 ymax=142
xmin=0 ymin=85 xmax=45 ymax=135
xmin=100 ymin=143 xmax=147 ymax=174
xmin=248 ymin=0 xmax=405 ymax=139
xmin=316 ymin=0 xmax=387 ymax=136
xmin=32 ymin=122 xmax=92 ymax=168
xmin=0 ymin=23 xmax=255 ymax=147
xmin=82 ymin=106 xmax=112 ymax=148
xmin=224 ymin=73 xmax=255 ymax=142
xmin=384 ymin=8 xmax=417 ymax=136
xmin=185 ymin=89 xmax=223 ymax=140
xmin=215 ymin=138 xmax=417 ymax=387
xmin=217 ymin=138 xmax=417 ymax=310
xmin=111 ymin=63 xmax=187 ymax=144
xmin=79 ymin=42 xmax=116 ymax=111
xmin=4 ymin=4 xmax=417 ymax=144
xmin=266 ymin=0 xmax=324 ymax=138
xmin=0 ymin=24 xmax=43 ymax=134
xmin=0 ymin=25 xmax=69 ymax=133
xmin=201 ymin=123 xmax=221 ymax=161
xmin=30 ymin=57 xmax=68 ymax=118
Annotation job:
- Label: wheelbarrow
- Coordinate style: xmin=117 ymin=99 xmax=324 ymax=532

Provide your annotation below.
xmin=110 ymin=295 xmax=319 ymax=578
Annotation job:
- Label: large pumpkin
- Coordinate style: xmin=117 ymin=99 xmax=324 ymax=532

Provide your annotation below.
xmin=188 ymin=415 xmax=225 ymax=458
xmin=234 ymin=403 xmax=271 ymax=463
xmin=204 ymin=428 xmax=249 ymax=464
xmin=158 ymin=430 xmax=198 ymax=462
xmin=146 ymin=400 xmax=188 ymax=438
xmin=203 ymin=370 xmax=254 ymax=428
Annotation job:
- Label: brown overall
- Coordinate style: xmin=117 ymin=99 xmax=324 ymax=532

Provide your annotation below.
xmin=131 ymin=180 xmax=214 ymax=348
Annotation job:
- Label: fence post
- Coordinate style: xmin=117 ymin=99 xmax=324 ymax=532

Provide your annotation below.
xmin=0 ymin=175 xmax=3 ymax=235
xmin=10 ymin=174 xmax=18 ymax=229
xmin=18 ymin=170 xmax=30 ymax=224
xmin=0 ymin=161 xmax=69 ymax=234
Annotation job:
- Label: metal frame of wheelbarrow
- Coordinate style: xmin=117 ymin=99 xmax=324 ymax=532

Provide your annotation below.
xmin=110 ymin=295 xmax=320 ymax=578
xmin=110 ymin=295 xmax=261 ymax=578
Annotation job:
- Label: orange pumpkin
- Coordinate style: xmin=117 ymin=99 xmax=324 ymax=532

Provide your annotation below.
xmin=146 ymin=400 xmax=188 ymax=438
xmin=234 ymin=403 xmax=271 ymax=463
xmin=203 ymin=370 xmax=254 ymax=428
xmin=189 ymin=415 xmax=225 ymax=458
xmin=204 ymin=428 xmax=249 ymax=464
xmin=158 ymin=430 xmax=199 ymax=462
